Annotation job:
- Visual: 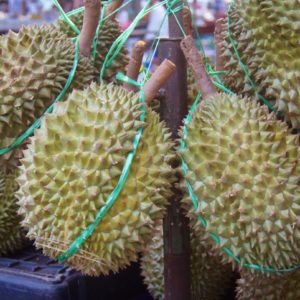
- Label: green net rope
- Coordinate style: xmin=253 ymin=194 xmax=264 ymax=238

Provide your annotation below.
xmin=180 ymin=0 xmax=300 ymax=273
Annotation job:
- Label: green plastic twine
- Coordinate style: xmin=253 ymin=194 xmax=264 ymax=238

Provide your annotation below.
xmin=52 ymin=0 xmax=80 ymax=34
xmin=58 ymin=73 xmax=146 ymax=263
xmin=92 ymin=3 xmax=106 ymax=63
xmin=99 ymin=0 xmax=182 ymax=82
xmin=0 ymin=37 xmax=80 ymax=156
xmin=99 ymin=0 xmax=153 ymax=81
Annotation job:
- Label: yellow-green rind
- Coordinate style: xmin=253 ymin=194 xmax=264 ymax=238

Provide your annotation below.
xmin=181 ymin=93 xmax=300 ymax=271
xmin=17 ymin=83 xmax=175 ymax=276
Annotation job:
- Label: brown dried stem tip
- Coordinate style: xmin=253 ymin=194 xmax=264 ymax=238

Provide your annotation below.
xmin=180 ymin=35 xmax=216 ymax=99
xmin=143 ymin=59 xmax=176 ymax=104
xmin=105 ymin=0 xmax=123 ymax=20
xmin=182 ymin=6 xmax=193 ymax=36
xmin=123 ymin=40 xmax=146 ymax=92
xmin=79 ymin=0 xmax=101 ymax=57
xmin=215 ymin=18 xmax=225 ymax=72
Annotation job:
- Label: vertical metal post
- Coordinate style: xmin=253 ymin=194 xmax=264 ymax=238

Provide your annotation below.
xmin=158 ymin=2 xmax=191 ymax=300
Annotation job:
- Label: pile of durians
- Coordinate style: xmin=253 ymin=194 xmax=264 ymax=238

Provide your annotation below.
xmin=1 ymin=1 xmax=300 ymax=300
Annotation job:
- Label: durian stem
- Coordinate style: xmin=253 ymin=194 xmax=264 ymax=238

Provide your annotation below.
xmin=105 ymin=0 xmax=123 ymax=20
xmin=182 ymin=6 xmax=193 ymax=36
xmin=79 ymin=0 xmax=101 ymax=57
xmin=180 ymin=35 xmax=216 ymax=99
xmin=215 ymin=18 xmax=225 ymax=72
xmin=124 ymin=40 xmax=146 ymax=92
xmin=143 ymin=59 xmax=176 ymax=104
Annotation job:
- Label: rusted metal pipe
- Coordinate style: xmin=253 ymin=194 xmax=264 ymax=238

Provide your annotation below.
xmin=159 ymin=3 xmax=191 ymax=299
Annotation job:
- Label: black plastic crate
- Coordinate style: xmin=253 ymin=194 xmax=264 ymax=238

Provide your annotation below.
xmin=0 ymin=246 xmax=152 ymax=300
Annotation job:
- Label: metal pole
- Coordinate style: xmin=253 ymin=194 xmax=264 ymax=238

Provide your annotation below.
xmin=158 ymin=2 xmax=191 ymax=299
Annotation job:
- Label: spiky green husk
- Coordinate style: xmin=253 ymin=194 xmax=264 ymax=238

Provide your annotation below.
xmin=141 ymin=223 xmax=233 ymax=300
xmin=221 ymin=0 xmax=300 ymax=127
xmin=237 ymin=270 xmax=300 ymax=300
xmin=55 ymin=11 xmax=128 ymax=82
xmin=17 ymin=83 xmax=175 ymax=276
xmin=0 ymin=25 xmax=94 ymax=170
xmin=0 ymin=170 xmax=24 ymax=255
xmin=181 ymin=93 xmax=300 ymax=270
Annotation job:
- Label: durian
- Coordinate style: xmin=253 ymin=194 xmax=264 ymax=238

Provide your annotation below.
xmin=141 ymin=223 xmax=233 ymax=300
xmin=181 ymin=93 xmax=300 ymax=270
xmin=236 ymin=269 xmax=300 ymax=300
xmin=0 ymin=25 xmax=94 ymax=170
xmin=55 ymin=10 xmax=129 ymax=82
xmin=17 ymin=83 xmax=175 ymax=276
xmin=220 ymin=0 xmax=300 ymax=127
xmin=0 ymin=170 xmax=24 ymax=255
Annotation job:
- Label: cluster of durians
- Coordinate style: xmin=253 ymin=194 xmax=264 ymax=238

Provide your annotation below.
xmin=1 ymin=1 xmax=300 ymax=300
xmin=0 ymin=0 xmax=177 ymax=277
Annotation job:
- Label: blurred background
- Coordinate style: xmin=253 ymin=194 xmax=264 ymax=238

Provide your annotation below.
xmin=0 ymin=0 xmax=230 ymax=65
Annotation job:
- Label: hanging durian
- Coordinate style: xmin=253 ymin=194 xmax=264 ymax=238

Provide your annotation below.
xmin=0 ymin=170 xmax=24 ymax=255
xmin=220 ymin=0 xmax=300 ymax=128
xmin=17 ymin=78 xmax=176 ymax=276
xmin=180 ymin=35 xmax=300 ymax=272
xmin=54 ymin=5 xmax=128 ymax=82
xmin=236 ymin=269 xmax=300 ymax=300
xmin=141 ymin=222 xmax=233 ymax=300
xmin=0 ymin=25 xmax=95 ymax=171
xmin=181 ymin=92 xmax=300 ymax=271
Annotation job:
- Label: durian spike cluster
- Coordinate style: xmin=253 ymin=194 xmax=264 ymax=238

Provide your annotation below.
xmin=55 ymin=9 xmax=129 ymax=82
xmin=180 ymin=92 xmax=300 ymax=271
xmin=220 ymin=0 xmax=300 ymax=128
xmin=0 ymin=24 xmax=94 ymax=171
xmin=237 ymin=269 xmax=300 ymax=300
xmin=0 ymin=170 xmax=24 ymax=255
xmin=17 ymin=83 xmax=175 ymax=276
xmin=141 ymin=222 xmax=233 ymax=300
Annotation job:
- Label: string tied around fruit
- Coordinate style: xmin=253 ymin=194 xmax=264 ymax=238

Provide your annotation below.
xmin=180 ymin=34 xmax=300 ymax=274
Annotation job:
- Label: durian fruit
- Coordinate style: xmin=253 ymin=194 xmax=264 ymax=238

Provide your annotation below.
xmin=0 ymin=170 xmax=24 ymax=255
xmin=141 ymin=223 xmax=233 ymax=300
xmin=220 ymin=0 xmax=300 ymax=127
xmin=17 ymin=83 xmax=175 ymax=276
xmin=236 ymin=269 xmax=300 ymax=300
xmin=55 ymin=10 xmax=129 ymax=81
xmin=181 ymin=93 xmax=300 ymax=271
xmin=0 ymin=25 xmax=95 ymax=170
